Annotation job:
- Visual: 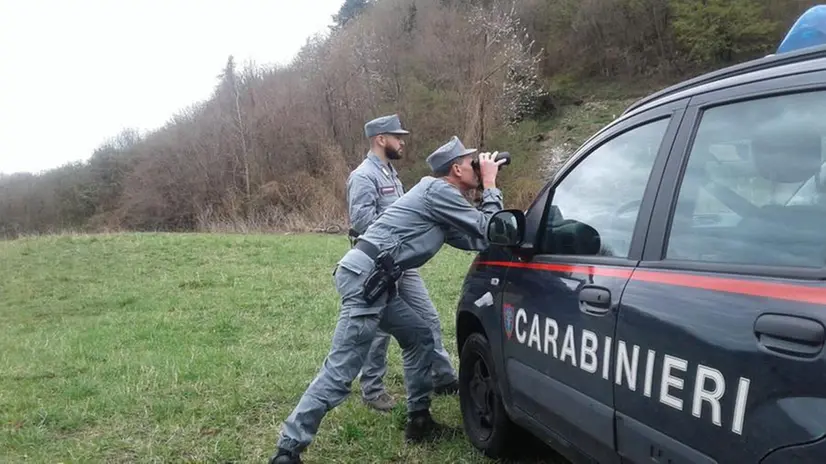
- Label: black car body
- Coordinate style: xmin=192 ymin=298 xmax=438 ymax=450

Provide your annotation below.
xmin=454 ymin=13 xmax=826 ymax=464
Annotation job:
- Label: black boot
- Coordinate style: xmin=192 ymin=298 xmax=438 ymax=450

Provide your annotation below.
xmin=404 ymin=409 xmax=450 ymax=443
xmin=268 ymin=448 xmax=302 ymax=464
xmin=434 ymin=380 xmax=459 ymax=396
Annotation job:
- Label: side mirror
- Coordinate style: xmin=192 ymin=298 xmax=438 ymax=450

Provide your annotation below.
xmin=487 ymin=209 xmax=526 ymax=247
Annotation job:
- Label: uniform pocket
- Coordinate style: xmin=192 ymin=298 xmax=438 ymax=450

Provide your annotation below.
xmin=334 ymin=248 xmax=386 ymax=316
xmin=336 ymin=261 xmax=363 ymax=276
xmin=346 ymin=313 xmax=381 ymax=348
xmin=378 ymin=184 xmax=399 ymax=208
xmin=329 ymin=310 xmax=380 ymax=357
xmin=336 ymin=265 xmax=387 ymax=316
xmin=335 ymin=263 xmax=364 ymax=296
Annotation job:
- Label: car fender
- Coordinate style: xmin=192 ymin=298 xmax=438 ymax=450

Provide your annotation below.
xmin=760 ymin=432 xmax=826 ymax=463
xmin=455 ymin=247 xmax=517 ymax=412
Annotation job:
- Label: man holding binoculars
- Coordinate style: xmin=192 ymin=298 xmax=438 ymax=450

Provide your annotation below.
xmin=269 ymin=134 xmax=509 ymax=464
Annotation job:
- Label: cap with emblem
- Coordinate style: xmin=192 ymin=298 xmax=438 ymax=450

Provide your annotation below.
xmin=364 ymin=114 xmax=410 ymax=138
xmin=426 ymin=136 xmax=478 ymax=172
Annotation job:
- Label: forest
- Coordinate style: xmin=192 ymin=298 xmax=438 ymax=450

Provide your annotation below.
xmin=0 ymin=0 xmax=813 ymax=238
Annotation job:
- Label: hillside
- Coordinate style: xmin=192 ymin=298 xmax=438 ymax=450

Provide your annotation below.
xmin=0 ymin=0 xmax=810 ymax=239
xmin=536 ymin=80 xmax=654 ymax=180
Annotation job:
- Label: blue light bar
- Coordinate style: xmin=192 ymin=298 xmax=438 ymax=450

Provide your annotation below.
xmin=777 ymin=5 xmax=826 ymax=54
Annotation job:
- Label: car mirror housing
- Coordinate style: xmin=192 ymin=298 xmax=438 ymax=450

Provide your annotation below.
xmin=487 ymin=209 xmax=526 ymax=247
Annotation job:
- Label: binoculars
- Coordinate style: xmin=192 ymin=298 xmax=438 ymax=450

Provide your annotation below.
xmin=471 ymin=151 xmax=511 ymax=172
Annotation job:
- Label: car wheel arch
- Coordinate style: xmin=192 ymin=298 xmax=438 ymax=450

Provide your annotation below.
xmin=456 ymin=310 xmax=486 ymax=356
xmin=456 ymin=310 xmax=515 ymax=414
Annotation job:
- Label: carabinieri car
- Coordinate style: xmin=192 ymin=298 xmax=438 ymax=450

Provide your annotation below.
xmin=455 ymin=6 xmax=826 ymax=464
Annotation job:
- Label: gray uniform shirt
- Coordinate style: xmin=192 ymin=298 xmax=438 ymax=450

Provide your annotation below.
xmin=356 ymin=176 xmax=504 ymax=271
xmin=347 ymin=152 xmax=405 ymax=235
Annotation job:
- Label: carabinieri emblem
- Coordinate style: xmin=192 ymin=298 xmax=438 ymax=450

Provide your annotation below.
xmin=503 ymin=303 xmax=515 ymax=340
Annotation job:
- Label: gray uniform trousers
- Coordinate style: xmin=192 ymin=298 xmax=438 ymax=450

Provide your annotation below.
xmin=277 ymin=248 xmax=435 ymax=454
xmin=359 ymin=268 xmax=457 ymax=400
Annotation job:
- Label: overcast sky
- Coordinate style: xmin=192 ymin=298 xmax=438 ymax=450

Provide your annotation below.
xmin=0 ymin=0 xmax=343 ymax=175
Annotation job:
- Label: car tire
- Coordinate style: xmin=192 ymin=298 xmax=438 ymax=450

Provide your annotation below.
xmin=459 ymin=331 xmax=518 ymax=459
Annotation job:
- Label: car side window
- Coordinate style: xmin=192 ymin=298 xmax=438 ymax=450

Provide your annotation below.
xmin=665 ymin=90 xmax=826 ymax=268
xmin=539 ymin=118 xmax=670 ymax=258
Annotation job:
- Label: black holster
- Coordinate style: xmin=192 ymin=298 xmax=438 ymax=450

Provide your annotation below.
xmin=361 ymin=251 xmax=402 ymax=305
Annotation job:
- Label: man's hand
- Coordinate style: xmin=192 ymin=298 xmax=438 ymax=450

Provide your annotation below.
xmin=478 ymin=151 xmax=507 ymax=190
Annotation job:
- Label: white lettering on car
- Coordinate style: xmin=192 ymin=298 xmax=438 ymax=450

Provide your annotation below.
xmin=643 ymin=349 xmax=656 ymax=398
xmin=602 ymin=336 xmax=612 ymax=381
xmin=528 ymin=315 xmax=541 ymax=352
xmin=544 ymin=317 xmax=558 ymax=357
xmin=732 ymin=377 xmax=751 ymax=435
xmin=580 ymin=329 xmax=598 ymax=374
xmin=661 ymin=354 xmax=687 ymax=411
xmin=692 ymin=365 xmax=725 ymax=427
xmin=506 ymin=308 xmax=752 ymax=435
xmin=516 ymin=308 xmax=528 ymax=344
xmin=560 ymin=324 xmax=577 ymax=367
xmin=616 ymin=341 xmax=640 ymax=392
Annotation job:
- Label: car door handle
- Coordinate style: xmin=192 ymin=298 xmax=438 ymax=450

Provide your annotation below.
xmin=579 ymin=286 xmax=611 ymax=316
xmin=754 ymin=314 xmax=825 ymax=357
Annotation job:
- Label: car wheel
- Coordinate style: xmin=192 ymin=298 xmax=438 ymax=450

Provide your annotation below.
xmin=459 ymin=331 xmax=517 ymax=459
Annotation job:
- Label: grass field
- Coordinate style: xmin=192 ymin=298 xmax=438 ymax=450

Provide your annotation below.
xmin=0 ymin=233 xmax=563 ymax=463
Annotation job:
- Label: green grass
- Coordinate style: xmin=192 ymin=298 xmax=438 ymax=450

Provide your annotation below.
xmin=0 ymin=233 xmax=562 ymax=463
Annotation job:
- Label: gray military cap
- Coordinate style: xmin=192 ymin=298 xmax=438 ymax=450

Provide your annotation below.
xmin=364 ymin=114 xmax=410 ymax=138
xmin=426 ymin=136 xmax=478 ymax=172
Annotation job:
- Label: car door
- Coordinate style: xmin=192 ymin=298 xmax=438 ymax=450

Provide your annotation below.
xmin=615 ymin=72 xmax=826 ymax=463
xmin=493 ymin=98 xmax=688 ymax=464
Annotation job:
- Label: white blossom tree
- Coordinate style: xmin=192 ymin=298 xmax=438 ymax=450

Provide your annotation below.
xmin=464 ymin=0 xmax=546 ymax=146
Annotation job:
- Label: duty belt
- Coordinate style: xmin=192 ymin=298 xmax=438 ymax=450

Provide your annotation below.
xmin=354 ymin=239 xmax=380 ymax=261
